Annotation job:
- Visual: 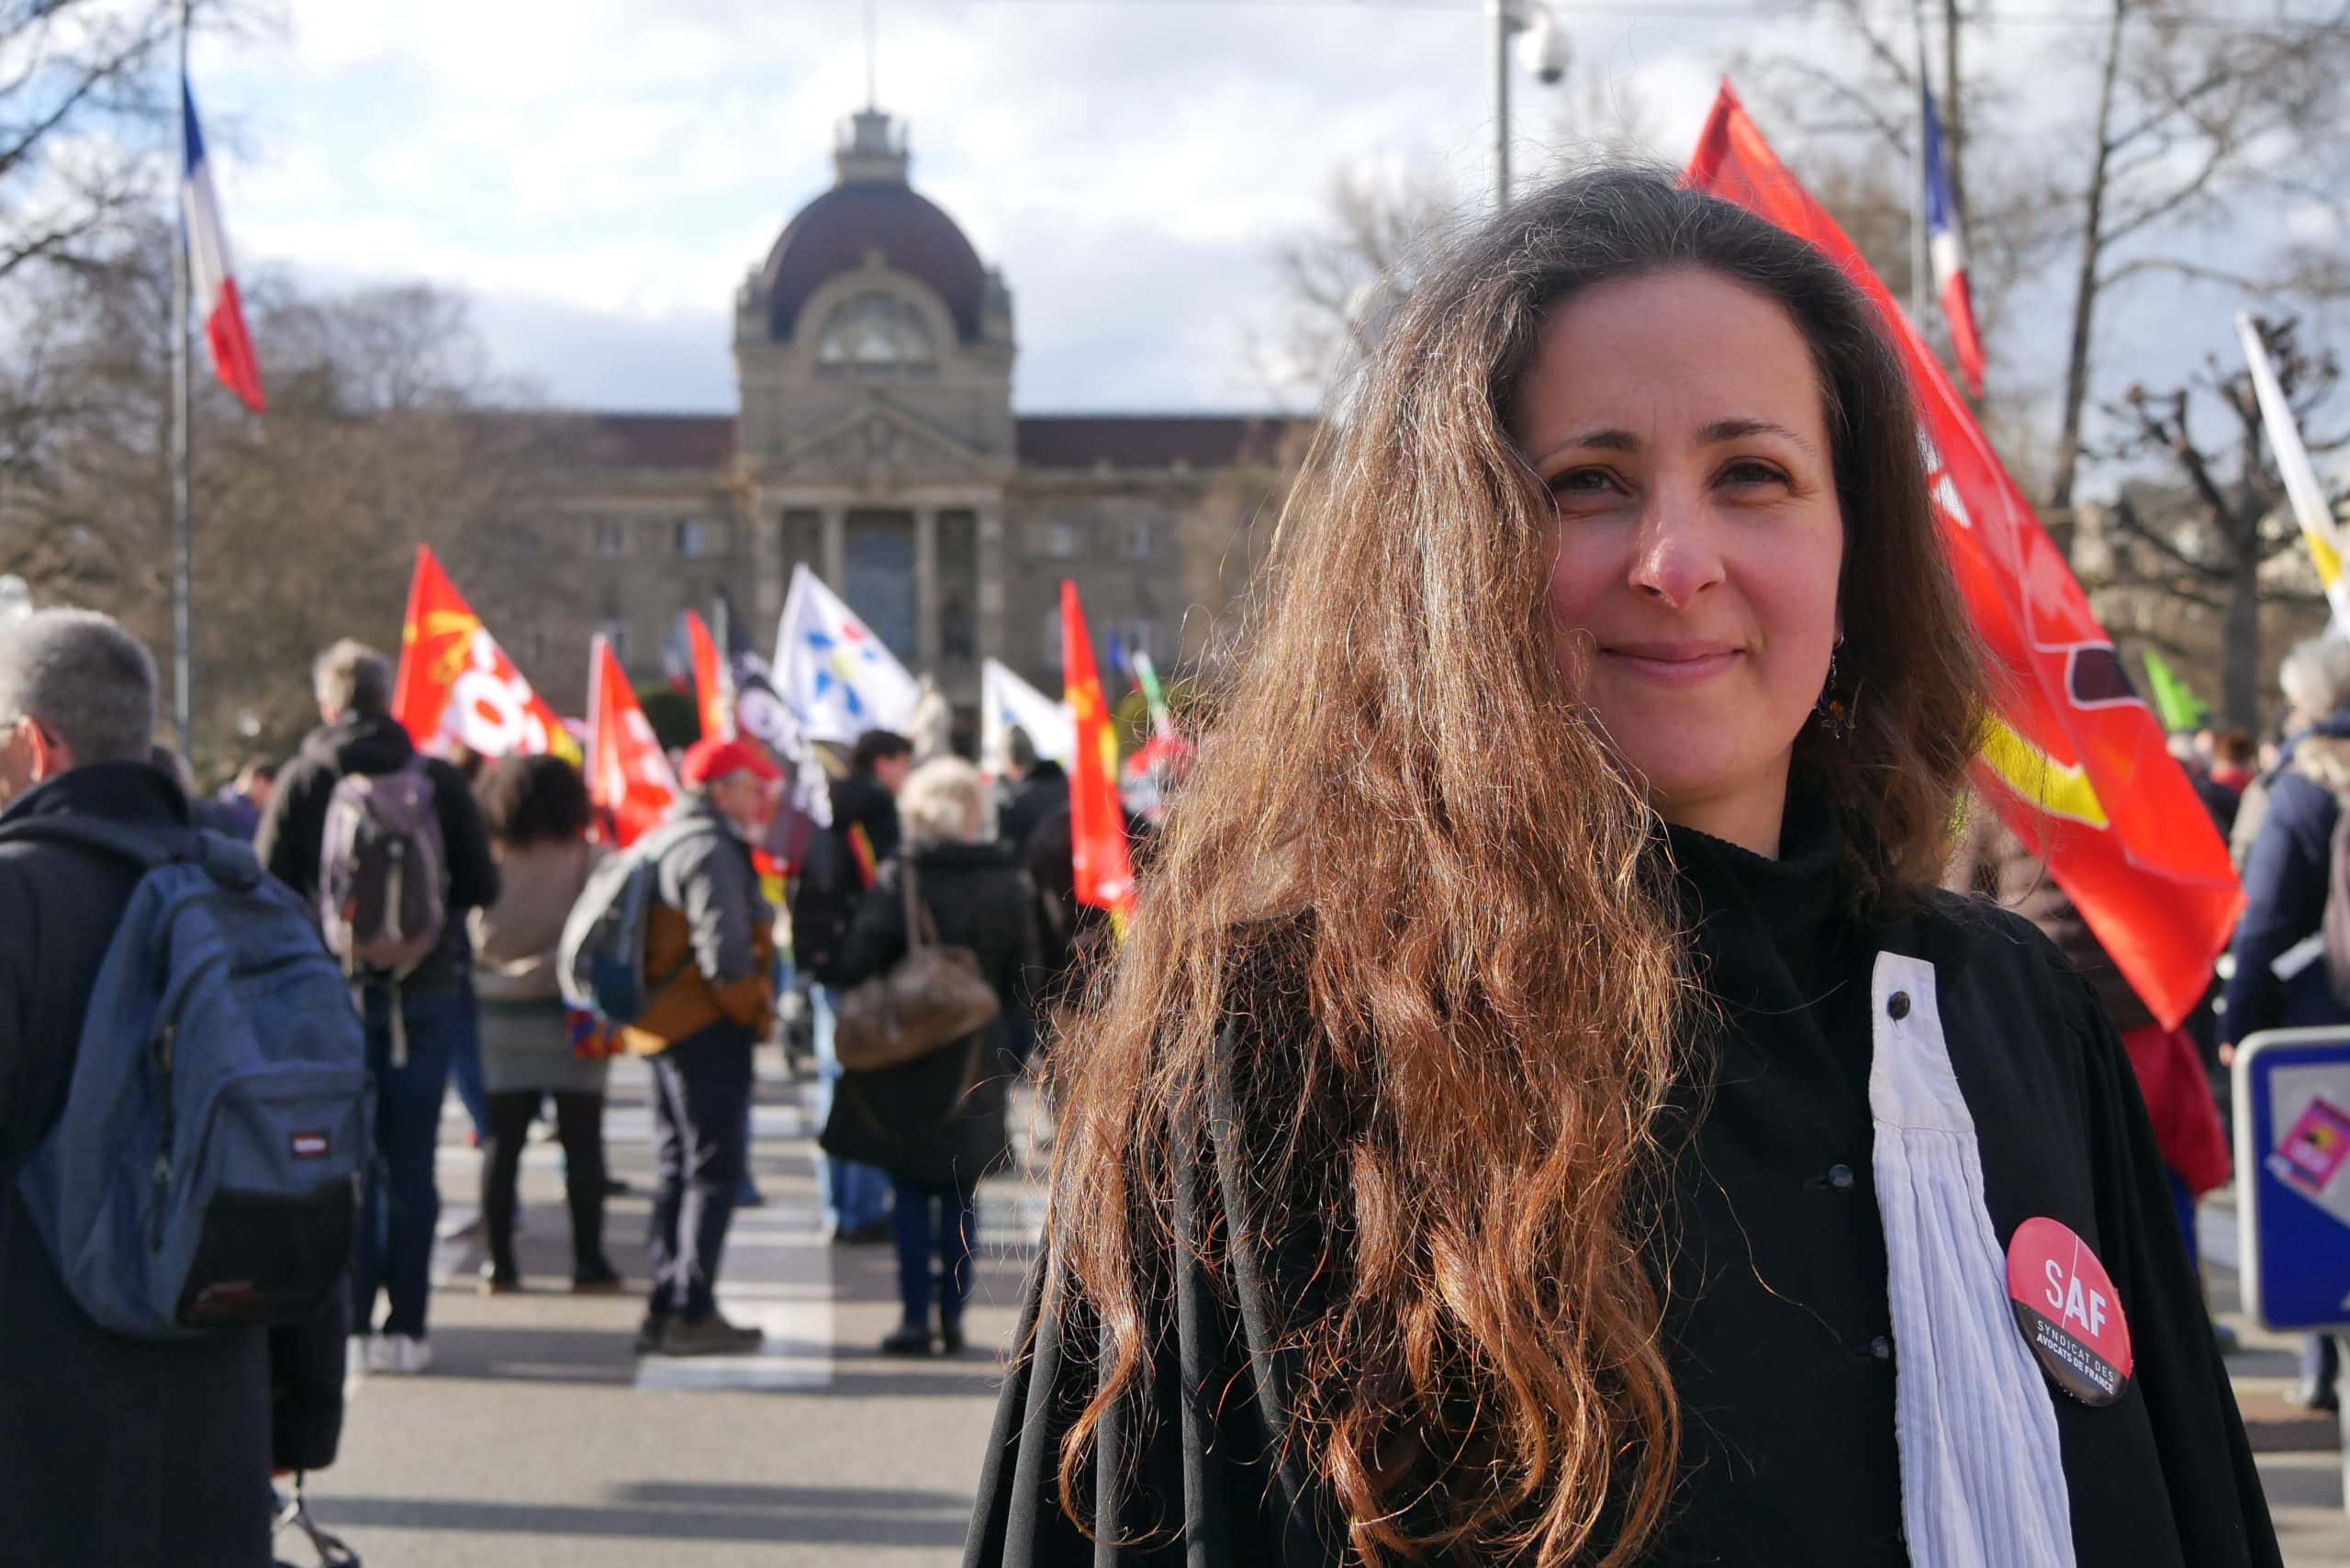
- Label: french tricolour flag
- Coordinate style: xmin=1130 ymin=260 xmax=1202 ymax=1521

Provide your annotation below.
xmin=182 ymin=77 xmax=264 ymax=414
xmin=1920 ymin=78 xmax=1986 ymax=400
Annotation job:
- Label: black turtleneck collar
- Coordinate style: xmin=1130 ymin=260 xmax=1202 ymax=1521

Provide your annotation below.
xmin=0 ymin=759 xmax=188 ymax=831
xmin=1663 ymin=785 xmax=1851 ymax=1010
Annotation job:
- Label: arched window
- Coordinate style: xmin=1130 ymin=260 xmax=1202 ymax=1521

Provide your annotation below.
xmin=817 ymin=291 xmax=938 ymax=366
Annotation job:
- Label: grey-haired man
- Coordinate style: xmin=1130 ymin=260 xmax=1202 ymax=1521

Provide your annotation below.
xmin=0 ymin=608 xmax=344 ymax=1563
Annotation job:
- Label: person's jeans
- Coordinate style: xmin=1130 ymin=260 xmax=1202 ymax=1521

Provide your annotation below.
xmin=2165 ymin=1168 xmax=2199 ymax=1275
xmin=352 ymin=984 xmax=465 ymax=1338
xmin=482 ymin=1090 xmax=610 ymax=1282
xmin=811 ymin=984 xmax=889 ymax=1232
xmin=645 ymin=1020 xmax=754 ymax=1323
xmin=890 ymin=1180 xmax=979 ymax=1329
xmin=2303 ymin=1333 xmax=2339 ymax=1395
xmin=448 ymin=975 xmax=493 ymax=1145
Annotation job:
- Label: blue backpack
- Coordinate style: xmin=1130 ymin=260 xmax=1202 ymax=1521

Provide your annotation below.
xmin=0 ymin=816 xmax=371 ymax=1339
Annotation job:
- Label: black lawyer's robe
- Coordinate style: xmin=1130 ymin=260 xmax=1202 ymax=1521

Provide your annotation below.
xmin=964 ymin=805 xmax=2280 ymax=1567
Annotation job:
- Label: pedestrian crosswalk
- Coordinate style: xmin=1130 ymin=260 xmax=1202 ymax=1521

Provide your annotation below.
xmin=419 ymin=1053 xmax=1046 ymax=1397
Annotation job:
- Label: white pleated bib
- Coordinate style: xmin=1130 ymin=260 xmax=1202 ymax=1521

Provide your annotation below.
xmin=1868 ymin=951 xmax=2077 ymax=1567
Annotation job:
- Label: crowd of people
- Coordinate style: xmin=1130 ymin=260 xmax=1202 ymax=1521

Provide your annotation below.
xmin=1 ymin=161 xmax=2332 ymax=1568
xmin=0 ymin=600 xmax=1075 ymax=1562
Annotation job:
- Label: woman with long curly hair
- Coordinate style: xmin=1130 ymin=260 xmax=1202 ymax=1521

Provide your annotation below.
xmin=965 ymin=169 xmax=2276 ymax=1567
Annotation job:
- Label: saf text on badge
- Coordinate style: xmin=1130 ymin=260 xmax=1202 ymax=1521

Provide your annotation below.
xmin=2006 ymin=1215 xmax=2133 ymax=1406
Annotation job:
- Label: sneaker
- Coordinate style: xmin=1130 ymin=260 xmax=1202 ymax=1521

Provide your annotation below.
xmin=479 ymin=1265 xmax=521 ymax=1296
xmin=376 ymin=1335 xmax=432 ymax=1376
xmin=345 ymin=1335 xmax=376 ymax=1388
xmin=364 ymin=1334 xmax=399 ymax=1375
xmin=660 ymin=1313 xmax=765 ymax=1357
xmin=880 ymin=1322 xmax=935 ymax=1357
xmin=632 ymin=1315 xmax=670 ymax=1356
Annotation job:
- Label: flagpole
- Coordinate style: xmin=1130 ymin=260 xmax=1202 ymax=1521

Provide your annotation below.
xmin=170 ymin=0 xmax=194 ymax=759
xmin=1908 ymin=0 xmax=1930 ymax=330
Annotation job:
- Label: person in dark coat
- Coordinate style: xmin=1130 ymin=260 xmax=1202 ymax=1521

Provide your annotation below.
xmin=0 ymin=609 xmax=344 ymax=1565
xmin=996 ymin=727 xmax=1069 ymax=855
xmin=255 ymin=637 xmax=500 ymax=1375
xmin=825 ymin=756 xmax=1037 ymax=1357
xmin=790 ymin=728 xmax=912 ymax=1244
xmin=968 ymin=171 xmax=2276 ymax=1568
xmin=2223 ymin=634 xmax=2350 ymax=1410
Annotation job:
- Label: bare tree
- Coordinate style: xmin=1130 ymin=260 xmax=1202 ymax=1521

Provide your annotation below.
xmin=2091 ymin=315 xmax=2343 ymax=726
xmin=1248 ymin=163 xmax=1462 ymax=409
xmin=0 ymin=0 xmax=266 ymax=287
xmin=0 ymin=241 xmax=565 ymax=774
xmin=1740 ymin=0 xmax=2350 ymax=515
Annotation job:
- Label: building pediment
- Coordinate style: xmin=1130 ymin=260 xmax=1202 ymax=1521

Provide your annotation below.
xmin=767 ymin=399 xmax=1000 ymax=490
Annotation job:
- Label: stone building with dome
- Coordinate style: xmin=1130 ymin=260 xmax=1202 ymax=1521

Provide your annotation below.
xmin=520 ymin=106 xmax=1293 ymax=742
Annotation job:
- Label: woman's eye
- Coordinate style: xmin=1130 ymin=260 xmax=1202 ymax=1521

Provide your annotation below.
xmin=1719 ymin=460 xmax=1789 ymax=487
xmin=1549 ymin=468 xmax=1619 ymax=497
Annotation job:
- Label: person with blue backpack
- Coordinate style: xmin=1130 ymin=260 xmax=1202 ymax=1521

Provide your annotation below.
xmin=258 ymin=637 xmax=501 ymax=1377
xmin=0 ymin=609 xmax=359 ymax=1564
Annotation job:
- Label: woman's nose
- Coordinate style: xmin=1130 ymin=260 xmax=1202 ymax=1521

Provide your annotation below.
xmin=1628 ymin=502 xmax=1726 ymax=610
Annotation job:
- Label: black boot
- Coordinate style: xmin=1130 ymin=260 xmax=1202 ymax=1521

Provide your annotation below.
xmin=880 ymin=1322 xmax=935 ymax=1356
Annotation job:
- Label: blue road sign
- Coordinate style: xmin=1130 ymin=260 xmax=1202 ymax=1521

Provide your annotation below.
xmin=2234 ymin=1026 xmax=2350 ymax=1330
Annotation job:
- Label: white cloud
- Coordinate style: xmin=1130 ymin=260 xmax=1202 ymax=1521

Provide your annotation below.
xmin=177 ymin=2 xmax=1795 ymax=411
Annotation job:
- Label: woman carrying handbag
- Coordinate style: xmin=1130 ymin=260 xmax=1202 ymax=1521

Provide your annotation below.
xmin=824 ymin=756 xmax=1040 ymax=1356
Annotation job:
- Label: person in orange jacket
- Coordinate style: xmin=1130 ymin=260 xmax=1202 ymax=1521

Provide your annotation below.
xmin=626 ymin=736 xmax=779 ymax=1357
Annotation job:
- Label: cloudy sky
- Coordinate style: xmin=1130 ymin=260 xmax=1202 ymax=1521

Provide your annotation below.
xmin=188 ymin=0 xmax=2338 ymax=432
xmin=192 ymin=0 xmax=1804 ymax=415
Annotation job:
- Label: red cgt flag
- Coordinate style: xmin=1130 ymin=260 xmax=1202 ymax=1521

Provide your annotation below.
xmin=1062 ymin=580 xmax=1136 ymax=930
xmin=587 ymin=633 xmax=678 ymax=847
xmin=684 ymin=609 xmax=730 ymax=742
xmin=392 ymin=544 xmax=578 ymax=766
xmin=1685 ymin=83 xmax=2241 ymax=1029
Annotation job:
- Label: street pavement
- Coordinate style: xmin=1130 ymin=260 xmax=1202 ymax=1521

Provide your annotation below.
xmin=304 ymin=1052 xmax=1040 ymax=1567
xmin=295 ymin=1053 xmax=2350 ymax=1566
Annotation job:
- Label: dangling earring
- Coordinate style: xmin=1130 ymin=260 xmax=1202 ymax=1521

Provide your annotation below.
xmin=1815 ymin=637 xmax=1854 ymax=741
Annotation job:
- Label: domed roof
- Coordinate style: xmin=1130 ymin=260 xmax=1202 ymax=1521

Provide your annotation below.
xmin=758 ymin=111 xmax=990 ymax=345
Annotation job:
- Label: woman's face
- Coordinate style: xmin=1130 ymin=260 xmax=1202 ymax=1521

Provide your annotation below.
xmin=1514 ymin=267 xmax=1845 ymax=855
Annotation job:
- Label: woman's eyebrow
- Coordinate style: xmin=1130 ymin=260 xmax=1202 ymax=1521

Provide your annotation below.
xmin=1528 ymin=427 xmax=1640 ymax=466
xmin=1697 ymin=417 xmax=1817 ymax=456
xmin=1529 ymin=419 xmax=1817 ymax=469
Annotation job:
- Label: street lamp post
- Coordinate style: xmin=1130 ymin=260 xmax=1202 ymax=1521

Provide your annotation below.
xmin=1490 ymin=0 xmax=1570 ymax=209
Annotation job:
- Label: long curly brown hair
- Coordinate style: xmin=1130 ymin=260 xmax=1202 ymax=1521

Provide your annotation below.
xmin=1043 ymin=167 xmax=1986 ymax=1564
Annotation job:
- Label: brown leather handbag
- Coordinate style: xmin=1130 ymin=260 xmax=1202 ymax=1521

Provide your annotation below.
xmin=833 ymin=859 xmax=1002 ymax=1072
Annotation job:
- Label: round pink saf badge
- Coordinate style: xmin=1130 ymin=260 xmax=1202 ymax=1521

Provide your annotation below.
xmin=2006 ymin=1216 xmax=2133 ymax=1406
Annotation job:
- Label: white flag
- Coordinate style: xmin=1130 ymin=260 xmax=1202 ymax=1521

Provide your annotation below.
xmin=981 ymin=658 xmax=1076 ymax=775
xmin=2238 ymin=313 xmax=2350 ymax=631
xmin=770 ymin=564 xmax=923 ymax=745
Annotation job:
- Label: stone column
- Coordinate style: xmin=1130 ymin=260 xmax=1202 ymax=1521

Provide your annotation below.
xmin=976 ymin=497 xmax=1006 ymax=665
xmin=821 ymin=504 xmax=847 ymax=589
xmin=913 ymin=505 xmax=941 ymax=672
xmin=751 ymin=496 xmax=784 ymax=622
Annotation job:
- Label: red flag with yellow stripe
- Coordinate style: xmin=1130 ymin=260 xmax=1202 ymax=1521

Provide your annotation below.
xmin=1686 ymin=84 xmax=2240 ymax=1029
xmin=1062 ymin=580 xmax=1136 ymax=930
